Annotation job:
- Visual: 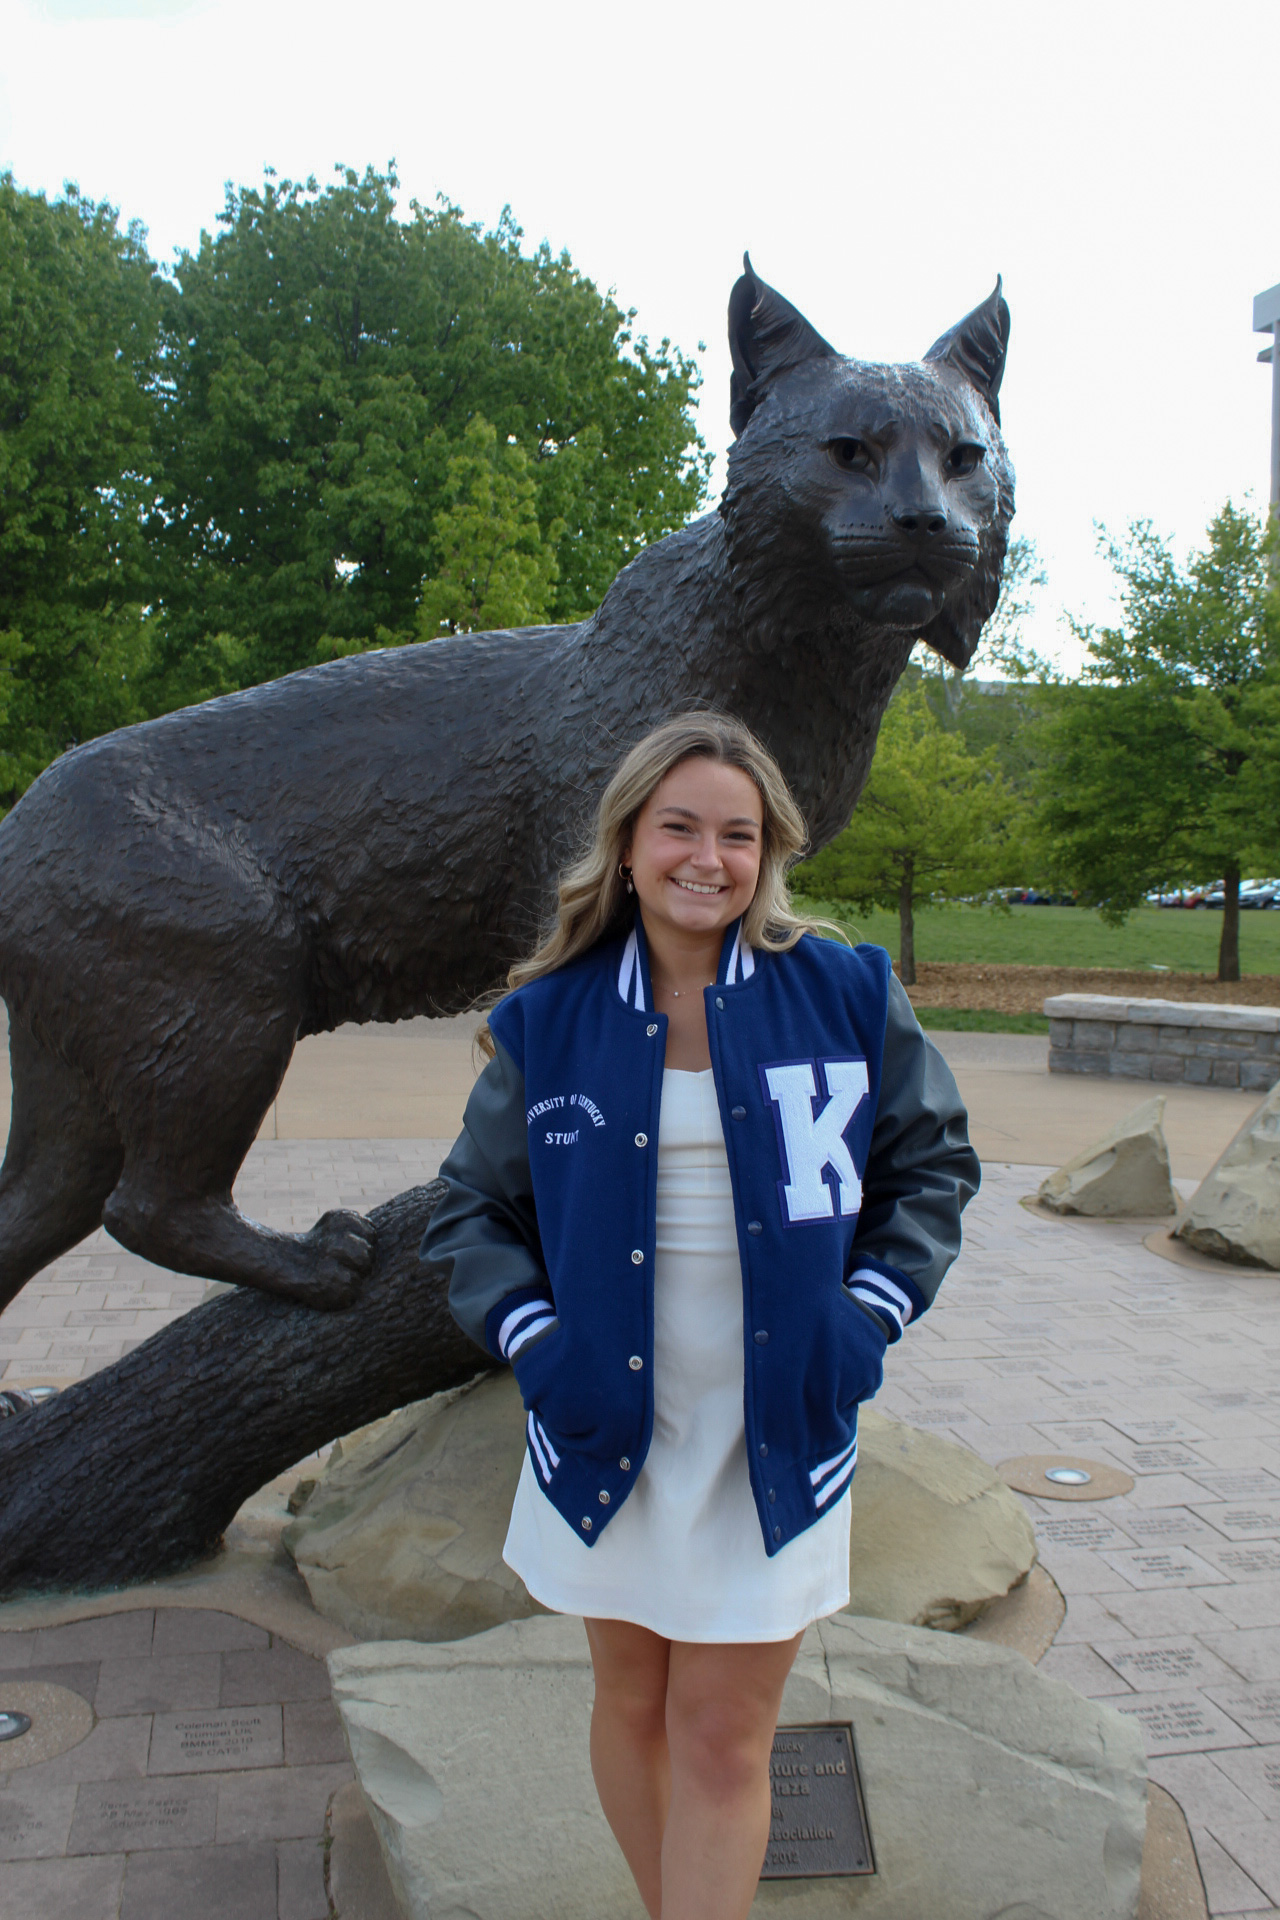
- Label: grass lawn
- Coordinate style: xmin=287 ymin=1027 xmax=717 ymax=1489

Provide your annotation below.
xmin=793 ymin=897 xmax=1280 ymax=975
xmin=912 ymin=1008 xmax=1048 ymax=1034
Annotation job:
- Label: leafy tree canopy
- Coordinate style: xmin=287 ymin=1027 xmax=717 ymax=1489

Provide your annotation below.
xmin=153 ymin=165 xmax=710 ymax=683
xmin=1036 ymin=503 xmax=1280 ymax=979
xmin=794 ymin=684 xmax=1023 ymax=983
xmin=0 ymin=172 xmax=166 ymax=801
xmin=414 ymin=416 xmax=563 ymax=642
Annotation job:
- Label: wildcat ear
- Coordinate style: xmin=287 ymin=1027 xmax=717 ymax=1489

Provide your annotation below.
xmin=729 ymin=253 xmax=839 ymax=437
xmin=923 ymin=278 xmax=1010 ymax=425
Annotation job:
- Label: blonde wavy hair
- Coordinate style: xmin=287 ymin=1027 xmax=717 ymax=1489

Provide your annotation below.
xmin=476 ymin=711 xmax=836 ymax=1057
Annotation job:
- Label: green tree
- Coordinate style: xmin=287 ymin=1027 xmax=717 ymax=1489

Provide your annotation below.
xmin=414 ymin=417 xmax=563 ymax=639
xmin=794 ymin=685 xmax=1022 ymax=983
xmin=0 ymin=173 xmax=163 ymax=805
xmin=916 ymin=537 xmax=1056 ymax=805
xmin=153 ymin=165 xmax=709 ymax=682
xmin=1037 ymin=503 xmax=1280 ymax=981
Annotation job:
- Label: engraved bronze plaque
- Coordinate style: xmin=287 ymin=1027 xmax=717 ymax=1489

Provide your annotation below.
xmin=761 ymin=1722 xmax=874 ymax=1880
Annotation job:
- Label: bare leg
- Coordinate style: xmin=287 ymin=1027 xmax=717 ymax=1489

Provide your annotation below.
xmin=661 ymin=1634 xmax=804 ymax=1920
xmin=584 ymin=1618 xmax=672 ymax=1919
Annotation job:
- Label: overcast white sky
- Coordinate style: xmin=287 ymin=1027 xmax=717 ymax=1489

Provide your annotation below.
xmin=4 ymin=0 xmax=1279 ymax=673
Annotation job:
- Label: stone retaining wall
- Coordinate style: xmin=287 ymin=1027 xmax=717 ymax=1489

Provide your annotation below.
xmin=1045 ymin=993 xmax=1280 ymax=1091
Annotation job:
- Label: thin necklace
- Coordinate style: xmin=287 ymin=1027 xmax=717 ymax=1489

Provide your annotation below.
xmin=667 ymin=979 xmax=714 ymax=998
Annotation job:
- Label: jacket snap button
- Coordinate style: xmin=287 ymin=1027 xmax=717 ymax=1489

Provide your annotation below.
xmin=731 ymin=1106 xmax=746 ymax=1120
xmin=754 ymin=1330 xmax=769 ymax=1345
xmin=631 ymin=1249 xmax=644 ymax=1265
xmin=646 ymin=1023 xmax=658 ymax=1036
xmin=628 ymin=1355 xmax=643 ymax=1371
xmin=635 ymin=1132 xmax=648 ymax=1147
xmin=582 ymin=1516 xmax=593 ymax=1531
xmin=747 ymin=1220 xmax=762 ymax=1235
xmin=620 ymin=1457 xmax=631 ymax=1470
xmin=768 ymin=1488 xmax=776 ymax=1503
xmin=758 ymin=1442 xmax=768 ymax=1458
xmin=599 ymin=1490 xmax=610 ymax=1505
xmin=773 ymin=1525 xmax=782 ymax=1543
xmin=715 ymin=996 xmax=725 ymax=1010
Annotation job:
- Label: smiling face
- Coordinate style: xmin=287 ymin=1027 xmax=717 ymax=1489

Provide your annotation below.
xmin=622 ymin=756 xmax=764 ymax=945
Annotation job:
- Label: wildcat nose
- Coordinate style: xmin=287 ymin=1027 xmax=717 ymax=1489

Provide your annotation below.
xmin=892 ymin=503 xmax=948 ymax=537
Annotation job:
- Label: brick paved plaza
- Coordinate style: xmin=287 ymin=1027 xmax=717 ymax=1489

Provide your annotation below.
xmin=0 ymin=1028 xmax=1277 ymax=1915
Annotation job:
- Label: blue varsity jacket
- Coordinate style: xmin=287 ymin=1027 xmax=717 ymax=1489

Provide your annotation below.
xmin=422 ymin=916 xmax=980 ymax=1557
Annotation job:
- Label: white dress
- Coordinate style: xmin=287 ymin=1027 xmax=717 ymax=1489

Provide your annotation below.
xmin=502 ymin=1067 xmax=852 ymax=1641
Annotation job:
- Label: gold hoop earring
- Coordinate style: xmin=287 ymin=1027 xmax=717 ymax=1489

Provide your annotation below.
xmin=619 ymin=862 xmax=634 ymax=896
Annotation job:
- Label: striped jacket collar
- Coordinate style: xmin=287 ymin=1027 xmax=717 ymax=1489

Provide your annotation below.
xmin=615 ymin=914 xmax=756 ymax=1012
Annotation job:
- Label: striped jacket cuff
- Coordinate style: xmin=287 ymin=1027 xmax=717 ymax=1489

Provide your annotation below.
xmin=526 ymin=1410 xmax=561 ymax=1486
xmin=844 ymin=1260 xmax=927 ymax=1345
xmin=485 ymin=1286 xmax=559 ymax=1363
xmin=810 ymin=1431 xmax=859 ymax=1509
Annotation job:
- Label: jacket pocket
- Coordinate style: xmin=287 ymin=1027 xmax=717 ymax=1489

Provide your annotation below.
xmin=509 ymin=1317 xmax=565 ymax=1409
xmin=836 ymin=1285 xmax=888 ymax=1409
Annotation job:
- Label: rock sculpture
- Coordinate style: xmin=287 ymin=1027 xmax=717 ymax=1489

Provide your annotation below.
xmin=283 ymin=1374 xmax=1035 ymax=1641
xmin=328 ymin=1613 xmax=1147 ymax=1920
xmin=0 ymin=261 xmax=1012 ymax=1311
xmin=1037 ymin=1095 xmax=1178 ymax=1217
xmin=1175 ymin=1080 xmax=1280 ymax=1267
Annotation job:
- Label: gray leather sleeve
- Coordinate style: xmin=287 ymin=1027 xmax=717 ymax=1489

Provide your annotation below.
xmin=420 ymin=1039 xmax=548 ymax=1353
xmin=855 ymin=974 xmax=981 ymax=1306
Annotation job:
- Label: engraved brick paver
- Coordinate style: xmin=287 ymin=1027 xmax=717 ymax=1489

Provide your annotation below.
xmin=0 ymin=1782 xmax=78 ymax=1859
xmin=148 ymin=1704 xmax=283 ymax=1775
xmin=67 ymin=1777 xmax=218 ymax=1855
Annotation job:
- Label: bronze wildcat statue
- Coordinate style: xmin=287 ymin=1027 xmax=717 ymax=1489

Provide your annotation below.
xmin=0 ymin=260 xmax=1013 ymax=1311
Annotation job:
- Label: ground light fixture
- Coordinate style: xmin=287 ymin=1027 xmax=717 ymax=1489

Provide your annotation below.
xmin=0 ymin=1711 xmax=32 ymax=1741
xmin=1044 ymin=1467 xmax=1092 ymax=1487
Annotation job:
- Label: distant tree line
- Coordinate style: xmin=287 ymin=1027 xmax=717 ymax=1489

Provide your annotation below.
xmin=0 ymin=163 xmax=708 ymax=808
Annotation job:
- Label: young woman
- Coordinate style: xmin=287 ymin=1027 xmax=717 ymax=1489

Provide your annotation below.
xmin=423 ymin=713 xmax=979 ymax=1920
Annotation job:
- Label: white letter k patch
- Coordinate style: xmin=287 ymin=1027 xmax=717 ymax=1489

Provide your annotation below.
xmin=761 ymin=1059 xmax=869 ymax=1224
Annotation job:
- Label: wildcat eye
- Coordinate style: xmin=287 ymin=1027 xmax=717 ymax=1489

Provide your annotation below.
xmin=945 ymin=443 xmax=985 ymax=477
xmin=828 ymin=438 xmax=873 ymax=474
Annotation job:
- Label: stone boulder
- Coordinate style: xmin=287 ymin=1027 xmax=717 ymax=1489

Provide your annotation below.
xmin=1037 ymin=1095 xmax=1177 ymax=1217
xmin=847 ymin=1410 xmax=1036 ymax=1630
xmin=1175 ymin=1079 xmax=1280 ymax=1268
xmin=283 ymin=1374 xmax=537 ymax=1645
xmin=284 ymin=1377 xmax=1036 ymax=1642
xmin=328 ymin=1613 xmax=1147 ymax=1920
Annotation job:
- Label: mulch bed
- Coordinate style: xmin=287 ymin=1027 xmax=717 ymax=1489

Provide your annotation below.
xmin=900 ymin=963 xmax=1280 ymax=1016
